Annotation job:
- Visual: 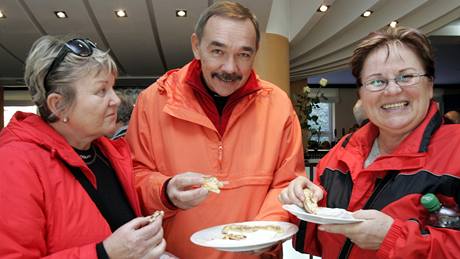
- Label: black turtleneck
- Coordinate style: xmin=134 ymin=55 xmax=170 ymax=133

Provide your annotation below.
xmin=203 ymin=76 xmax=228 ymax=116
xmin=73 ymin=145 xmax=135 ymax=231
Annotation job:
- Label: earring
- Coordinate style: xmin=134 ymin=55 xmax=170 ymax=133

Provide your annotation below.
xmin=63 ymin=117 xmax=68 ymax=123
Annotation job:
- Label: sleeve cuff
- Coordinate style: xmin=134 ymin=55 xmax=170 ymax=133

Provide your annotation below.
xmin=377 ymin=219 xmax=404 ymax=259
xmin=160 ymin=177 xmax=179 ymax=210
xmin=96 ymin=242 xmax=110 ymax=259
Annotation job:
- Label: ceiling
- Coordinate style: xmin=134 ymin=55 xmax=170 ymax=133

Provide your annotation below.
xmin=1 ymin=0 xmax=460 ymax=89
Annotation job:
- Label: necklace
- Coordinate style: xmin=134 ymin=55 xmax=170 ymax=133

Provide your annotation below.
xmin=75 ymin=145 xmax=97 ymax=165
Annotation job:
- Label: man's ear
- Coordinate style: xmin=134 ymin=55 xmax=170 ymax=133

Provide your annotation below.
xmin=46 ymin=93 xmax=65 ymax=118
xmin=191 ymin=33 xmax=201 ymax=60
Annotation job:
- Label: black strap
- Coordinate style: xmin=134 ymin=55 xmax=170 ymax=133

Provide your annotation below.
xmin=66 ymin=165 xmax=117 ymax=232
xmin=338 ymin=171 xmax=398 ymax=259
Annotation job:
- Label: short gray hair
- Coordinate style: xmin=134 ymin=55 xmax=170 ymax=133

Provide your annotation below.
xmin=194 ymin=1 xmax=260 ymax=47
xmin=24 ymin=35 xmax=118 ymax=122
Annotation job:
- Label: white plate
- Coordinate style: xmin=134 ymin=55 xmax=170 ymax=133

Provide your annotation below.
xmin=190 ymin=220 xmax=298 ymax=252
xmin=282 ymin=204 xmax=364 ymax=224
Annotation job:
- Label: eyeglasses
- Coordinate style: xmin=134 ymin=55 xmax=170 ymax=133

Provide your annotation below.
xmin=362 ymin=73 xmax=429 ymax=92
xmin=43 ymin=38 xmax=97 ymax=93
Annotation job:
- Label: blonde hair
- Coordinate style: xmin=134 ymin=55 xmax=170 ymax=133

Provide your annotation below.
xmin=24 ymin=35 xmax=118 ymax=122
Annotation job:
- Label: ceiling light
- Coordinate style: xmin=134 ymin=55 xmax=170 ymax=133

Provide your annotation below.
xmin=176 ymin=9 xmax=187 ymax=17
xmin=390 ymin=20 xmax=398 ymax=28
xmin=115 ymin=9 xmax=127 ymax=18
xmin=317 ymin=5 xmax=329 ymax=12
xmin=54 ymin=11 xmax=67 ymax=19
xmin=361 ymin=10 xmax=372 ymax=17
xmin=0 ymin=10 xmax=6 ymax=18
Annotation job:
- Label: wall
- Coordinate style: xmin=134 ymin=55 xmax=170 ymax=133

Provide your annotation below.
xmin=443 ymin=88 xmax=460 ymax=112
xmin=4 ymin=90 xmax=33 ymax=106
xmin=254 ymin=33 xmax=290 ymax=94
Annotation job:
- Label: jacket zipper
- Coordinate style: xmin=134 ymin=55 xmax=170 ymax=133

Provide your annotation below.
xmin=338 ymin=171 xmax=397 ymax=259
xmin=218 ymin=142 xmax=223 ymax=171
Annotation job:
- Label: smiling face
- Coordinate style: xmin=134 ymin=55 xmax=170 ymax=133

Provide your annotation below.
xmin=359 ymin=43 xmax=433 ymax=138
xmin=65 ymin=71 xmax=120 ymax=140
xmin=191 ymin=15 xmax=257 ymax=96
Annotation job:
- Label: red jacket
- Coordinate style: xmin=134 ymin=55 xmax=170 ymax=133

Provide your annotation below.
xmin=294 ymin=101 xmax=460 ymax=259
xmin=126 ymin=61 xmax=305 ymax=259
xmin=0 ymin=112 xmax=141 ymax=258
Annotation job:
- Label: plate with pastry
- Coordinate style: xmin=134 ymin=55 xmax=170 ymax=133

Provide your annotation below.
xmin=190 ymin=221 xmax=298 ymax=252
xmin=282 ymin=204 xmax=364 ymax=224
xmin=282 ymin=188 xmax=364 ymax=224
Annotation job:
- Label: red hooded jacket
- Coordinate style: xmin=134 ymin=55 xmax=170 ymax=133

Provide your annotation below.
xmin=0 ymin=112 xmax=141 ymax=258
xmin=293 ymin=101 xmax=460 ymax=259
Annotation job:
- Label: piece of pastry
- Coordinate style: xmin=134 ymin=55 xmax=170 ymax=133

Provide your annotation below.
xmin=202 ymin=176 xmax=225 ymax=193
xmin=148 ymin=210 xmax=164 ymax=223
xmin=222 ymin=233 xmax=247 ymax=240
xmin=303 ymin=188 xmax=318 ymax=214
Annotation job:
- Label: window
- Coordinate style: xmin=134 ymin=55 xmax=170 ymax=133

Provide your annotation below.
xmin=308 ymin=102 xmax=333 ymax=144
xmin=3 ymin=106 xmax=37 ymax=126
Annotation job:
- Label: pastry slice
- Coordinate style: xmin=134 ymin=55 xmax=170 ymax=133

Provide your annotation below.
xmin=148 ymin=210 xmax=164 ymax=223
xmin=303 ymin=188 xmax=318 ymax=214
xmin=202 ymin=176 xmax=225 ymax=193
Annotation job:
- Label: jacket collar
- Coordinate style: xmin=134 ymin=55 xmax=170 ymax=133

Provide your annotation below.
xmin=1 ymin=112 xmax=125 ymax=168
xmin=340 ymin=100 xmax=442 ymax=172
xmin=158 ymin=60 xmax=265 ymax=132
xmin=185 ymin=59 xmax=261 ymax=101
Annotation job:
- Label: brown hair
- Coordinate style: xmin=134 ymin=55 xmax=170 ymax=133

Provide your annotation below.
xmin=351 ymin=26 xmax=434 ymax=86
xmin=194 ymin=1 xmax=260 ymax=47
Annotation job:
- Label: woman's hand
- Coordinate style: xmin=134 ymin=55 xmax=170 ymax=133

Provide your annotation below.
xmin=103 ymin=215 xmax=166 ymax=259
xmin=318 ymin=209 xmax=394 ymax=250
xmin=278 ymin=176 xmax=324 ymax=210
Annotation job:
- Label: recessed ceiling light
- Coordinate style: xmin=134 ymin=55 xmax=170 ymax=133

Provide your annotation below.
xmin=176 ymin=9 xmax=187 ymax=17
xmin=317 ymin=5 xmax=329 ymax=12
xmin=0 ymin=10 xmax=6 ymax=18
xmin=115 ymin=9 xmax=127 ymax=18
xmin=54 ymin=11 xmax=67 ymax=19
xmin=390 ymin=20 xmax=398 ymax=28
xmin=362 ymin=10 xmax=372 ymax=17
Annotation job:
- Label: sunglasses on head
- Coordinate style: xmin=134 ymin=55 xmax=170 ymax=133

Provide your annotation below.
xmin=43 ymin=38 xmax=97 ymax=93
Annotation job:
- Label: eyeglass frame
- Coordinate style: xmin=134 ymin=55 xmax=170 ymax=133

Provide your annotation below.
xmin=43 ymin=38 xmax=97 ymax=93
xmin=361 ymin=73 xmax=430 ymax=92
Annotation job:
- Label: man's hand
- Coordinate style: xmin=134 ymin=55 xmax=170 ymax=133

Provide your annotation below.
xmin=318 ymin=209 xmax=394 ymax=250
xmin=278 ymin=176 xmax=324 ymax=212
xmin=167 ymin=172 xmax=209 ymax=209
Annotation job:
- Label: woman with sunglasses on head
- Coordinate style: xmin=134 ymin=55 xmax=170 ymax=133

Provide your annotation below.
xmin=0 ymin=35 xmax=168 ymax=259
xmin=279 ymin=26 xmax=460 ymax=258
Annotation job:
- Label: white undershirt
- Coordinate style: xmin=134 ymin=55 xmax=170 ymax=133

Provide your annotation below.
xmin=364 ymin=138 xmax=380 ymax=168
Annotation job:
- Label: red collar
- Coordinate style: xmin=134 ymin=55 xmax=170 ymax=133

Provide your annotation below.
xmin=184 ymin=59 xmax=261 ymax=135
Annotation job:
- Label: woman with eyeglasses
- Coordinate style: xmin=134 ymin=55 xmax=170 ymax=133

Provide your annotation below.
xmin=0 ymin=35 xmax=168 ymax=258
xmin=279 ymin=26 xmax=460 ymax=258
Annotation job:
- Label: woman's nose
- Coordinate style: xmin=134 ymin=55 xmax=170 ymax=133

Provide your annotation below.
xmin=110 ymin=90 xmax=121 ymax=106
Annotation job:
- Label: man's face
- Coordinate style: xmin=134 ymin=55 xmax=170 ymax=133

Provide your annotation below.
xmin=191 ymin=15 xmax=257 ymax=96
